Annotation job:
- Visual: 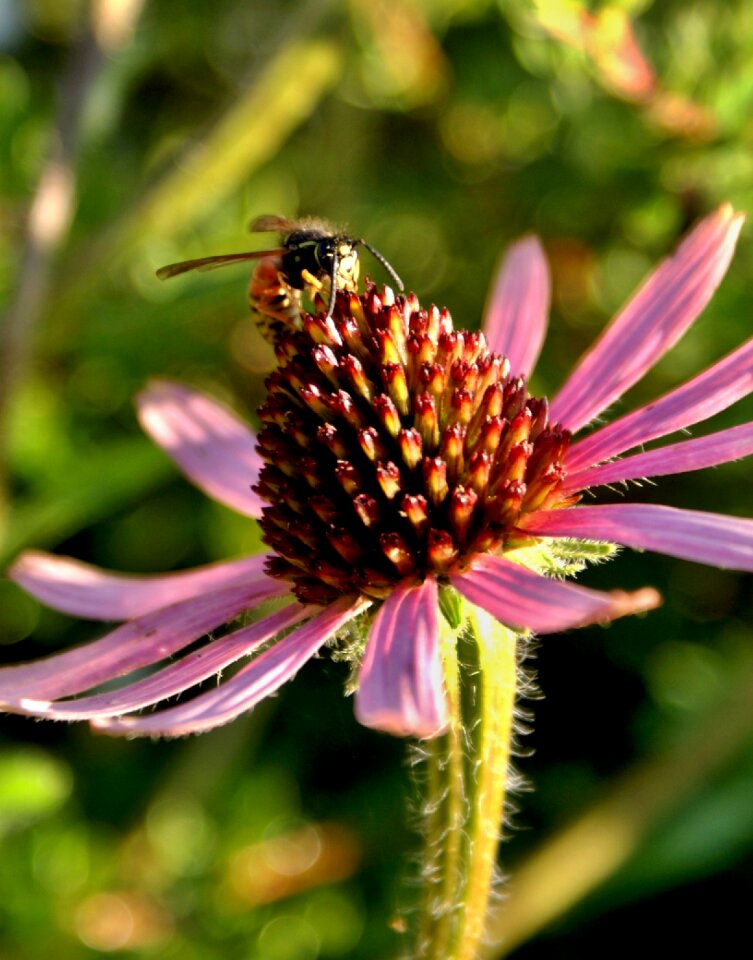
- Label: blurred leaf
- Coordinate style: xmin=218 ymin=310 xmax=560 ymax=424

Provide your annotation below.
xmin=122 ymin=39 xmax=342 ymax=240
xmin=604 ymin=749 xmax=753 ymax=901
xmin=1 ymin=436 xmax=175 ymax=564
xmin=0 ymin=748 xmax=72 ymax=833
xmin=70 ymin=38 xmax=343 ymax=286
xmin=349 ymin=0 xmax=450 ymax=108
xmin=482 ymin=655 xmax=753 ymax=957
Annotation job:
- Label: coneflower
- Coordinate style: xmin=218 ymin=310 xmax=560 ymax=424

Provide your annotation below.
xmin=3 ymin=204 xmax=750 ymax=959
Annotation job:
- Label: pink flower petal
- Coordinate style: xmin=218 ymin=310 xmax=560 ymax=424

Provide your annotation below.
xmin=563 ymin=421 xmax=753 ymax=493
xmin=137 ymin=380 xmax=264 ymax=518
xmin=565 ymin=334 xmax=753 ymax=472
xmin=521 ymin=503 xmax=753 ymax=571
xmin=354 ymin=578 xmax=447 ymax=739
xmin=483 ymin=236 xmax=550 ymax=378
xmin=0 ymin=582 xmax=273 ymax=704
xmin=550 ymin=205 xmax=744 ymax=432
xmin=450 ymin=554 xmax=660 ymax=634
xmin=7 ymin=604 xmax=310 ymax=721
xmin=8 ymin=551 xmax=276 ymax=620
xmin=92 ymin=595 xmax=370 ymax=737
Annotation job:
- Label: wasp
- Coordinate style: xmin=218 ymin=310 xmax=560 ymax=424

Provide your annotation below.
xmin=156 ymin=215 xmax=404 ymax=345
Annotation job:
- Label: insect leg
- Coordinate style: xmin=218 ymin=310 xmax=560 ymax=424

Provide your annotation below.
xmin=325 ymin=248 xmax=340 ymax=320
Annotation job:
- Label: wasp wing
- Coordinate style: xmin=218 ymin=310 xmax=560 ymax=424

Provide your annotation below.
xmin=249 ymin=214 xmax=296 ymax=234
xmin=156 ymin=249 xmax=285 ymax=280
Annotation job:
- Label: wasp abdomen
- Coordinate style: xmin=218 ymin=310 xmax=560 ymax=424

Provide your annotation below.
xmin=248 ymin=256 xmax=303 ymax=343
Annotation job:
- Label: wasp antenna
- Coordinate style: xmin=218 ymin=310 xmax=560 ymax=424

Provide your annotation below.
xmin=359 ymin=240 xmax=404 ymax=292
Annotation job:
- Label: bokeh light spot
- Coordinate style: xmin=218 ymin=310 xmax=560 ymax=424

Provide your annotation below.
xmin=257 ymin=915 xmax=320 ymax=960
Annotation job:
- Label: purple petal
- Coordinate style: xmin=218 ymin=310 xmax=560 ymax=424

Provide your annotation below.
xmin=483 ymin=236 xmax=550 ymax=378
xmin=8 ymin=550 xmax=275 ymax=620
xmin=450 ymin=554 xmax=660 ymax=634
xmin=565 ymin=334 xmax=753 ymax=472
xmin=137 ymin=380 xmax=264 ymax=518
xmin=521 ymin=504 xmax=753 ymax=571
xmin=354 ymin=578 xmax=447 ymax=739
xmin=7 ymin=604 xmax=310 ymax=721
xmin=92 ymin=595 xmax=370 ymax=737
xmin=564 ymin=421 xmax=753 ymax=493
xmin=0 ymin=581 xmax=276 ymax=704
xmin=550 ymin=206 xmax=744 ymax=433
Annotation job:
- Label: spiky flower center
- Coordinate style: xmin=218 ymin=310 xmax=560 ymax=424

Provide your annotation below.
xmin=255 ymin=285 xmax=571 ymax=604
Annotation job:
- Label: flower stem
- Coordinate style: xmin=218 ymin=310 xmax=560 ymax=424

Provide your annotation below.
xmin=416 ymin=598 xmax=519 ymax=960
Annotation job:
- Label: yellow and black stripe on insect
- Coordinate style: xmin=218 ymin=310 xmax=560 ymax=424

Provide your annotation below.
xmin=157 ymin=215 xmax=404 ymax=346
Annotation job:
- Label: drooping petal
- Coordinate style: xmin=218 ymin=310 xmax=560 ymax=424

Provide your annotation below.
xmin=563 ymin=421 xmax=753 ymax=493
xmin=0 ymin=582 xmax=270 ymax=704
xmin=450 ymin=554 xmax=660 ymax=634
xmin=551 ymin=205 xmax=744 ymax=433
xmin=566 ymin=335 xmax=753 ymax=472
xmin=6 ymin=604 xmax=310 ymax=721
xmin=137 ymin=380 xmax=264 ymax=518
xmin=8 ymin=551 xmax=277 ymax=620
xmin=483 ymin=236 xmax=550 ymax=378
xmin=92 ymin=595 xmax=370 ymax=738
xmin=354 ymin=578 xmax=447 ymax=739
xmin=521 ymin=503 xmax=753 ymax=571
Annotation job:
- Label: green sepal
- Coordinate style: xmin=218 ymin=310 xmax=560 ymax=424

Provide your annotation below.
xmin=438 ymin=584 xmax=463 ymax=629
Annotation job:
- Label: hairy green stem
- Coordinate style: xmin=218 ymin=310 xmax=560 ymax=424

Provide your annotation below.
xmin=416 ymin=598 xmax=520 ymax=960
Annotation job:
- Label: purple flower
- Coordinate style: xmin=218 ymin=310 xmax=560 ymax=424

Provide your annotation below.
xmin=3 ymin=205 xmax=750 ymax=740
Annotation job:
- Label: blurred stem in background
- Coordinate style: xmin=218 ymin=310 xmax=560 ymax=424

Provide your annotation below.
xmin=49 ymin=37 xmax=343 ymax=340
xmin=482 ymin=653 xmax=753 ymax=956
xmin=109 ymin=40 xmax=342 ymax=252
xmin=0 ymin=0 xmax=145 ymax=525
xmin=1 ymin=12 xmax=342 ymax=564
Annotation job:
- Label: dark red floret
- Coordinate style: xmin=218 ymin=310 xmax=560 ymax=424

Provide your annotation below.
xmin=254 ymin=285 xmax=571 ymax=603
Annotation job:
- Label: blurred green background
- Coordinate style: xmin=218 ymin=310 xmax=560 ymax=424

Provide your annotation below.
xmin=1 ymin=0 xmax=753 ymax=956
